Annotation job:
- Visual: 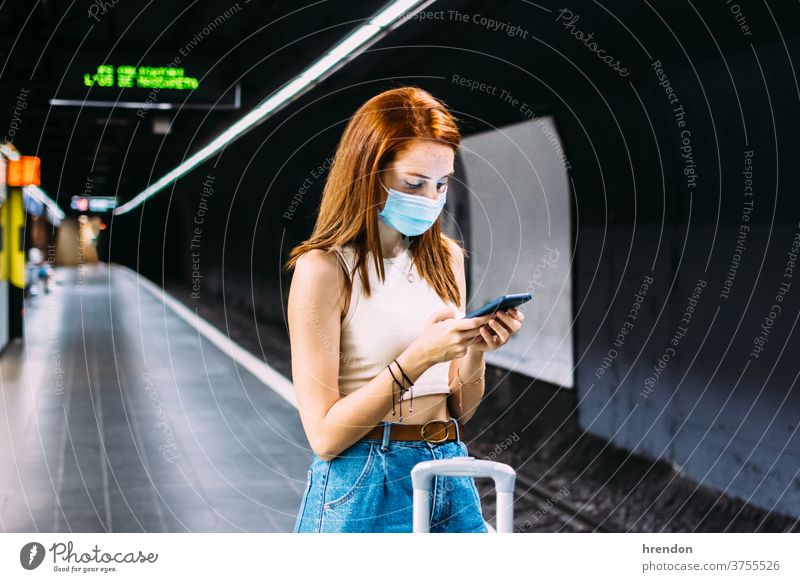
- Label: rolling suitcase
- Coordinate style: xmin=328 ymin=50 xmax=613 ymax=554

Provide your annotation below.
xmin=411 ymin=456 xmax=516 ymax=532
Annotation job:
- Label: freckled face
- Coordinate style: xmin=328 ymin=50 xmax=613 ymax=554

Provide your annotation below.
xmin=380 ymin=139 xmax=455 ymax=204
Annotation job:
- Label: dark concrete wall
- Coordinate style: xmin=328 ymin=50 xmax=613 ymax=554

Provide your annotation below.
xmin=572 ymin=38 xmax=800 ymax=517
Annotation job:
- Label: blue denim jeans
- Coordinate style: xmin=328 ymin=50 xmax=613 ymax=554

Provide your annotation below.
xmin=293 ymin=419 xmax=488 ymax=533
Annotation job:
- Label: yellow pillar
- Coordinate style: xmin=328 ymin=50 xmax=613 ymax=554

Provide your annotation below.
xmin=6 ymin=187 xmax=25 ymax=338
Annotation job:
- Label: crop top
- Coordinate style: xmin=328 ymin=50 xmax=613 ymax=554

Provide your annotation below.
xmin=332 ymin=243 xmax=465 ymax=401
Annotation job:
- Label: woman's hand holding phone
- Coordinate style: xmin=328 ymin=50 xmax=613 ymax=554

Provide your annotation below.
xmin=407 ymin=308 xmax=495 ymax=366
xmin=467 ymin=307 xmax=525 ymax=353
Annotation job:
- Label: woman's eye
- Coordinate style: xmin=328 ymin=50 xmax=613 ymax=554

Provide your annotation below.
xmin=437 ymin=181 xmax=449 ymax=193
xmin=404 ymin=181 xmax=424 ymax=189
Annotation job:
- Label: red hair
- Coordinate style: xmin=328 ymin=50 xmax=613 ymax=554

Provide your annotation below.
xmin=284 ymin=86 xmax=463 ymax=306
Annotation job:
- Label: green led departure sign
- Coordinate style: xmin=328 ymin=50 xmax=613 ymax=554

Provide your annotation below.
xmin=83 ymin=65 xmax=199 ymax=90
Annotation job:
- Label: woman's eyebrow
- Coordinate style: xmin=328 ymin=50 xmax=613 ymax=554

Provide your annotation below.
xmin=406 ymin=171 xmax=455 ymax=179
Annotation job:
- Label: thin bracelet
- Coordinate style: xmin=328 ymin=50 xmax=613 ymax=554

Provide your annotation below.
xmin=388 ymin=360 xmax=411 ymax=396
xmin=455 ymin=366 xmax=484 ymax=414
xmin=386 ymin=362 xmax=407 ymax=418
xmin=387 ymin=362 xmax=405 ymax=390
xmin=393 ymin=358 xmax=414 ymax=387
xmin=457 ymin=366 xmax=485 ymax=386
xmin=387 ymin=360 xmax=411 ymax=420
xmin=393 ymin=358 xmax=414 ymax=413
xmin=387 ymin=364 xmax=399 ymax=417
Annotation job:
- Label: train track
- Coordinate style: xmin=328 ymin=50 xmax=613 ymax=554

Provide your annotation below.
xmin=511 ymin=472 xmax=617 ymax=532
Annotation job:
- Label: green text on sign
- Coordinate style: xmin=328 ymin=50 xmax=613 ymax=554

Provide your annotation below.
xmin=83 ymin=65 xmax=199 ymax=90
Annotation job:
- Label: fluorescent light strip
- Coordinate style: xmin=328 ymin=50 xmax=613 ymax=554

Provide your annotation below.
xmin=114 ymin=0 xmax=433 ymax=215
xmin=49 ymin=84 xmax=242 ymax=110
xmin=371 ymin=0 xmax=423 ymax=26
xmin=23 ymin=185 xmax=66 ymax=221
xmin=50 ymin=99 xmax=172 ymax=110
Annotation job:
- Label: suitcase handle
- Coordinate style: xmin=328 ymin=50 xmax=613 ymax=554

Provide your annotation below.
xmin=411 ymin=457 xmax=516 ymax=533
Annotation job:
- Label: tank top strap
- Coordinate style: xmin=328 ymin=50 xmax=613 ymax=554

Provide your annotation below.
xmin=332 ymin=245 xmax=359 ymax=328
xmin=331 ymin=244 xmax=353 ymax=275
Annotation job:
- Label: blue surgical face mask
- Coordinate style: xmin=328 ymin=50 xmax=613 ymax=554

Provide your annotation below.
xmin=377 ymin=183 xmax=447 ymax=237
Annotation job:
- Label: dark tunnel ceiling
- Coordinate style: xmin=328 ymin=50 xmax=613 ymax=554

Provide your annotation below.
xmin=0 ymin=0 xmax=797 ymax=212
xmin=0 ymin=0 xmax=388 ymax=209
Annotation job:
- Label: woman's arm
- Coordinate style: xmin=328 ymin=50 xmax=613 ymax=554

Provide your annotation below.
xmin=445 ymin=240 xmax=486 ymax=424
xmin=447 ymin=348 xmax=485 ymax=424
xmin=288 ymin=249 xmax=432 ymax=461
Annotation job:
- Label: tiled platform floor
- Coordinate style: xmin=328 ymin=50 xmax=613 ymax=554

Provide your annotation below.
xmin=0 ymin=264 xmax=310 ymax=532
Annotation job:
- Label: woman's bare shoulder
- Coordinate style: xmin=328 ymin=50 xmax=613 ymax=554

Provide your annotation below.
xmin=292 ymin=247 xmax=344 ymax=285
xmin=290 ymin=247 xmax=351 ymax=318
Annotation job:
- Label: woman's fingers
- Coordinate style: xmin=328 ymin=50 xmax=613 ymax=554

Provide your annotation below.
xmin=479 ymin=325 xmax=498 ymax=347
xmin=507 ymin=307 xmax=525 ymax=321
xmin=453 ymin=313 xmax=493 ymax=331
xmin=495 ymin=310 xmax=522 ymax=332
xmin=488 ymin=318 xmax=510 ymax=343
xmin=460 ymin=309 xmax=524 ymax=349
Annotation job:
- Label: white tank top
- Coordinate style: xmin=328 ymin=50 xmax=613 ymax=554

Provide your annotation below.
xmin=333 ymin=243 xmax=465 ymax=401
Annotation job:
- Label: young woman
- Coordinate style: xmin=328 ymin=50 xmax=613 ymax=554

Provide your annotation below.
xmin=285 ymin=86 xmax=525 ymax=533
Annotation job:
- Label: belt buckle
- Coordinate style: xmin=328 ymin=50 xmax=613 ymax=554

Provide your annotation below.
xmin=421 ymin=419 xmax=450 ymax=443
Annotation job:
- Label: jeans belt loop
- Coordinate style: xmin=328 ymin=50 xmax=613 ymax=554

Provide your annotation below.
xmin=450 ymin=417 xmax=461 ymax=443
xmin=381 ymin=421 xmax=391 ymax=452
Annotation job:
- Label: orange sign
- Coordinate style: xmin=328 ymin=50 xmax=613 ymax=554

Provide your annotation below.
xmin=7 ymin=156 xmax=41 ymax=187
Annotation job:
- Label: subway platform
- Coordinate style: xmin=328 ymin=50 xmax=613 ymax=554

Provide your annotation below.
xmin=2 ymin=264 xmax=795 ymax=534
xmin=0 ymin=263 xmax=309 ymax=532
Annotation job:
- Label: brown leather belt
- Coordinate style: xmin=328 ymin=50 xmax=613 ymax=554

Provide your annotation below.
xmin=361 ymin=418 xmax=462 ymax=443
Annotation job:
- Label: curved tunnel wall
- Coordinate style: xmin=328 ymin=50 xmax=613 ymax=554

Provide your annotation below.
xmin=109 ymin=2 xmax=800 ymax=518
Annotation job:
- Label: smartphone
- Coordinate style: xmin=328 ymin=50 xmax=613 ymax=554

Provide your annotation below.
xmin=463 ymin=293 xmax=532 ymax=319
